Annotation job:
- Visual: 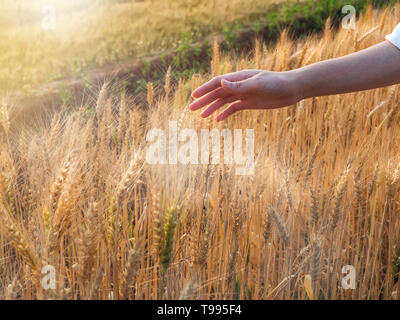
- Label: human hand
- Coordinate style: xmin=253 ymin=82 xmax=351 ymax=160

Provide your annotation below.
xmin=189 ymin=69 xmax=301 ymax=121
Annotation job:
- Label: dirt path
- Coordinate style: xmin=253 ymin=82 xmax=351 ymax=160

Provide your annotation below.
xmin=8 ymin=34 xmax=223 ymax=125
xmin=9 ymin=24 xmax=266 ymax=126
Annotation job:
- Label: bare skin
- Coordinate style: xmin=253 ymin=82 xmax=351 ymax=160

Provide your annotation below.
xmin=189 ymin=41 xmax=400 ymax=121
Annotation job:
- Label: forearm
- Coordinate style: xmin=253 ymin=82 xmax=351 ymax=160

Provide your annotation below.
xmin=189 ymin=38 xmax=400 ymax=121
xmin=291 ymin=41 xmax=400 ymax=100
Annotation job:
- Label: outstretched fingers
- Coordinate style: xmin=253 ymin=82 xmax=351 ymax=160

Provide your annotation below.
xmin=191 ymin=70 xmax=260 ymax=99
xmin=216 ymin=101 xmax=246 ymax=122
xmin=189 ymin=87 xmax=229 ymax=111
xmin=200 ymin=96 xmax=238 ymax=118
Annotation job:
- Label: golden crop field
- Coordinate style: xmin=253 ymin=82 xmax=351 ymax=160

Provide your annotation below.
xmin=1 ymin=3 xmax=400 ymax=300
xmin=0 ymin=0 xmax=281 ymax=95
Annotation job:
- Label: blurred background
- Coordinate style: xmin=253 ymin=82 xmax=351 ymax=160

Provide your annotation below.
xmin=0 ymin=0 xmax=278 ymax=95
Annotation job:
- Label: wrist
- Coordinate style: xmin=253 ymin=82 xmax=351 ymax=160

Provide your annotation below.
xmin=286 ymin=68 xmax=310 ymax=102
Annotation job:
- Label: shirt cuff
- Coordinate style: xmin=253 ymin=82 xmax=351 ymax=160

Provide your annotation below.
xmin=386 ymin=23 xmax=400 ymax=49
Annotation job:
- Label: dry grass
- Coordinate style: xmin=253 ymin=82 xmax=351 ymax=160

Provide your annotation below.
xmin=1 ymin=4 xmax=400 ymax=300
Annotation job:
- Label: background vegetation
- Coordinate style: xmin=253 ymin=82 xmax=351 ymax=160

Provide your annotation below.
xmin=1 ymin=0 xmax=395 ymax=96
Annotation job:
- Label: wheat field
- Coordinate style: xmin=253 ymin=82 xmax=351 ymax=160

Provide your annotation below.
xmin=1 ymin=4 xmax=400 ymax=300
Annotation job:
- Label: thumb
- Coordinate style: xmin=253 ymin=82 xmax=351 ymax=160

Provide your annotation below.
xmin=221 ymin=79 xmax=252 ymax=95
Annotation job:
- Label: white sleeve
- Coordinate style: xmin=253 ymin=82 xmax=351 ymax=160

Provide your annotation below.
xmin=386 ymin=23 xmax=400 ymax=49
